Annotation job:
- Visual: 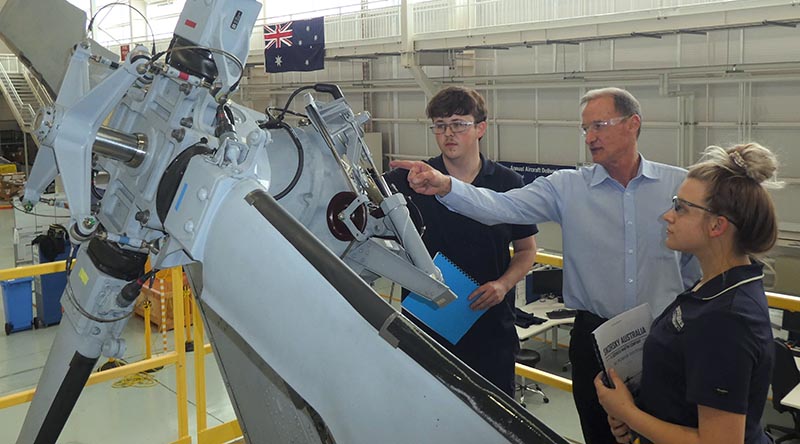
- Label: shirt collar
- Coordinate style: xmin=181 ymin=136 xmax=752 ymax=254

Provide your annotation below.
xmin=689 ymin=262 xmax=765 ymax=301
xmin=589 ymin=153 xmax=658 ymax=187
xmin=478 ymin=153 xmax=495 ymax=177
xmin=429 ymin=153 xmax=495 ymax=180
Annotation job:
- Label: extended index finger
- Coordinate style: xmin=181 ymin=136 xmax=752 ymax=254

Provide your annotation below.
xmin=389 ymin=160 xmax=425 ymax=171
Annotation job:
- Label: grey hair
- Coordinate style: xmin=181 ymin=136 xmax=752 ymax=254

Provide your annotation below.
xmin=580 ymin=87 xmax=642 ymax=137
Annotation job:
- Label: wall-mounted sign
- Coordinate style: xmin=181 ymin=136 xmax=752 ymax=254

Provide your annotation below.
xmin=499 ymin=161 xmax=575 ymax=184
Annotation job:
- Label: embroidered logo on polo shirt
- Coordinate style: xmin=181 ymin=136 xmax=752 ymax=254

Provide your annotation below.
xmin=671 ymin=306 xmax=684 ymax=331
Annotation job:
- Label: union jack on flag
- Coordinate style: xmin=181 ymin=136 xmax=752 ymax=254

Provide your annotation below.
xmin=264 ymin=16 xmax=324 ymax=73
xmin=264 ymin=22 xmax=293 ymax=50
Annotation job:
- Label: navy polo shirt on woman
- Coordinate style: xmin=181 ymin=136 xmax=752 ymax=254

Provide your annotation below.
xmin=384 ymin=154 xmax=538 ymax=395
xmin=637 ymin=262 xmax=773 ymax=444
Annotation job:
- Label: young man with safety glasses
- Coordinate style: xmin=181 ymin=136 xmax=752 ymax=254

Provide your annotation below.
xmin=384 ymin=86 xmax=538 ymax=397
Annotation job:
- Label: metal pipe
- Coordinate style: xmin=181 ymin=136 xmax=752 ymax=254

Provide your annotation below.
xmin=93 ymin=126 xmax=147 ymax=167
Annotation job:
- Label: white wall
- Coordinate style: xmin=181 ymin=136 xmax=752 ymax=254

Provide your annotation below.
xmin=246 ymin=21 xmax=800 ymax=290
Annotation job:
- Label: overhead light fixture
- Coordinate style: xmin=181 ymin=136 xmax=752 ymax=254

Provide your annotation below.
xmin=762 ymin=20 xmax=797 ymax=28
xmin=545 ymin=39 xmax=580 ymax=45
xmin=630 ymin=32 xmax=662 ymax=39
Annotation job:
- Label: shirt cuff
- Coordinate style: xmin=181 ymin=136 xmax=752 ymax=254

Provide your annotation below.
xmin=436 ymin=176 xmax=465 ymax=209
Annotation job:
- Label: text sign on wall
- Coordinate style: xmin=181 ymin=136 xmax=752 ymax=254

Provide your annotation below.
xmin=499 ymin=161 xmax=575 ymax=185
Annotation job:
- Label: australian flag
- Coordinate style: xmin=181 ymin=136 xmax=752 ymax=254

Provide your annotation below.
xmin=264 ymin=17 xmax=325 ymax=73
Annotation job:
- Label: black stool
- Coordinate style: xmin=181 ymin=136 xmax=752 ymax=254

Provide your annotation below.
xmin=515 ymin=349 xmax=549 ymax=405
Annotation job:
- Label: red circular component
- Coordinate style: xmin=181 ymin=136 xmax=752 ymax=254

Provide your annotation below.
xmin=326 ymin=192 xmax=368 ymax=241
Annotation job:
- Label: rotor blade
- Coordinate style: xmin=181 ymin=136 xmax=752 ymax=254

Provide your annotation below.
xmin=0 ymin=0 xmax=86 ymax=95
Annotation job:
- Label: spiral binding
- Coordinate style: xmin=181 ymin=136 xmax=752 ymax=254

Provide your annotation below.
xmin=434 ymin=252 xmax=480 ymax=286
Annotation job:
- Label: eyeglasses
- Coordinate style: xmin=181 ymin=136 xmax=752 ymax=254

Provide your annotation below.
xmin=580 ymin=115 xmax=632 ymax=136
xmin=429 ymin=120 xmax=476 ymax=135
xmin=671 ymin=196 xmax=740 ymax=227
xmin=672 ymin=196 xmax=714 ymax=215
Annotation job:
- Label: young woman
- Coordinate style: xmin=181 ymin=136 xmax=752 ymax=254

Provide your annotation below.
xmin=594 ymin=142 xmax=782 ymax=444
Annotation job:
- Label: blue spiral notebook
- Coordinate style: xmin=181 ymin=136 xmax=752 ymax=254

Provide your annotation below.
xmin=402 ymin=253 xmax=486 ymax=345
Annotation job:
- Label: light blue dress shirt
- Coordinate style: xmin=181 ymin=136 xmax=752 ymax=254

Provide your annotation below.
xmin=440 ymin=155 xmax=701 ymax=319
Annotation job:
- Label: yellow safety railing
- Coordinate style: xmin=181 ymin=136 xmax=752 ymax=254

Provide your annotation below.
xmin=192 ymin=294 xmax=243 ymax=443
xmin=534 ymin=251 xmax=563 ymax=268
xmin=0 ymin=264 xmax=192 ymax=444
xmin=0 ymin=260 xmax=67 ymax=280
xmin=515 ymin=252 xmax=800 ymax=392
xmin=2 ymin=252 xmax=799 ymax=443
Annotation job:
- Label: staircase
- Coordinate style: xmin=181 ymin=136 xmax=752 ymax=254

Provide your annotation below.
xmin=0 ymin=54 xmax=52 ymax=137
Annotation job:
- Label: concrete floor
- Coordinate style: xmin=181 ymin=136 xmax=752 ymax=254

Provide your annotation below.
xmin=0 ymin=205 xmax=236 ymax=443
xmin=0 ymin=203 xmax=796 ymax=443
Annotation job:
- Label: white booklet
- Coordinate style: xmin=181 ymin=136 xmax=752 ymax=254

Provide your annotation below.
xmin=592 ymin=303 xmax=653 ymax=394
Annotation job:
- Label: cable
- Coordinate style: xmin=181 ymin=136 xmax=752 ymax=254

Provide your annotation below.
xmin=87 ymin=2 xmax=157 ymax=56
xmin=63 ymin=267 xmax=159 ymax=323
xmin=274 ymin=86 xmax=315 ymax=123
xmin=11 ymin=201 xmax=68 ymax=218
xmin=271 ymin=123 xmax=304 ymax=201
xmin=111 ymin=372 xmax=158 ymax=389
xmin=267 ymin=107 xmax=307 ymax=120
xmin=149 ymin=45 xmax=244 ymax=96
xmin=65 ymin=239 xmax=79 ymax=274
xmin=258 ymin=84 xmax=332 ymax=200
xmin=65 ymin=279 xmax=134 ymax=323
xmin=97 ymin=358 xmax=160 ymax=388
xmin=98 ymin=357 xmax=127 ymax=371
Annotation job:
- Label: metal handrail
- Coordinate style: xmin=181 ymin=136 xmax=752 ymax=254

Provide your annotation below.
xmin=51 ymin=0 xmax=775 ymax=57
xmin=23 ymin=69 xmax=53 ymax=108
xmin=0 ymin=61 xmax=36 ymax=130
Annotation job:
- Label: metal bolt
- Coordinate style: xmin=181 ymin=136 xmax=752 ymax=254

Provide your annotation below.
xmin=171 ymin=128 xmax=185 ymax=142
xmin=135 ymin=210 xmax=150 ymax=224
xmin=179 ymin=117 xmax=194 ymax=128
xmin=82 ymin=217 xmax=97 ymax=229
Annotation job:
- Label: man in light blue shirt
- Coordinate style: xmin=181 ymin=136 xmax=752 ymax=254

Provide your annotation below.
xmin=390 ymin=87 xmax=700 ymax=444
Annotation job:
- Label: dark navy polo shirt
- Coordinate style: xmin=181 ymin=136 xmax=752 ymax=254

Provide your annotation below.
xmin=384 ymin=154 xmax=538 ymax=391
xmin=637 ymin=263 xmax=773 ymax=444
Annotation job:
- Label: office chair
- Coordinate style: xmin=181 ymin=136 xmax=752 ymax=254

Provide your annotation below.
xmin=766 ymin=338 xmax=800 ymax=444
xmin=515 ymin=346 xmax=549 ymax=406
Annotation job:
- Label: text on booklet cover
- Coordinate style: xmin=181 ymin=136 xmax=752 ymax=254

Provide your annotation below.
xmin=592 ymin=303 xmax=653 ymax=393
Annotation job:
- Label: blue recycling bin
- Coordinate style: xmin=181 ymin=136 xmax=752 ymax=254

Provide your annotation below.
xmin=1 ymin=277 xmax=34 ymax=335
xmin=32 ymin=225 xmax=71 ymax=328
xmin=36 ymin=244 xmax=70 ymax=327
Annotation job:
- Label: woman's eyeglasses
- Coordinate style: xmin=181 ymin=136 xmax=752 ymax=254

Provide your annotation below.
xmin=672 ymin=196 xmax=714 ymax=215
xmin=671 ymin=196 xmax=739 ymax=226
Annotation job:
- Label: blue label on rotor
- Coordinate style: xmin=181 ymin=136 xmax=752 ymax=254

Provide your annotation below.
xmin=175 ymin=183 xmax=188 ymax=212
